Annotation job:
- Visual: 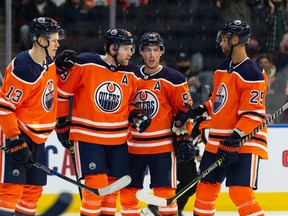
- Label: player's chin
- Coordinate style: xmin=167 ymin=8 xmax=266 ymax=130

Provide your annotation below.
xmin=121 ymin=60 xmax=129 ymax=66
xmin=49 ymin=51 xmax=57 ymax=58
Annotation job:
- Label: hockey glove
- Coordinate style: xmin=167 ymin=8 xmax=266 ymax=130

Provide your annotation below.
xmin=173 ymin=134 xmax=196 ymax=164
xmin=171 ymin=104 xmax=207 ymax=135
xmin=55 ymin=117 xmax=73 ymax=149
xmin=191 ymin=116 xmax=207 ymax=139
xmin=192 ymin=104 xmax=207 ymax=116
xmin=7 ymin=139 xmax=32 ymax=169
xmin=55 ymin=49 xmax=77 ymax=74
xmin=216 ymin=131 xmax=241 ymax=167
xmin=129 ymin=109 xmax=151 ymax=133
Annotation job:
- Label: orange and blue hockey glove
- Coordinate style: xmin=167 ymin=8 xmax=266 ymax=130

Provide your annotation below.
xmin=216 ymin=131 xmax=241 ymax=167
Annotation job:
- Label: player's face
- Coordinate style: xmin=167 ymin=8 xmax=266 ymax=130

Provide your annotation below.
xmin=219 ymin=35 xmax=232 ymax=56
xmin=140 ymin=45 xmax=162 ymax=69
xmin=47 ymin=33 xmax=61 ymax=58
xmin=116 ymin=44 xmax=134 ymax=66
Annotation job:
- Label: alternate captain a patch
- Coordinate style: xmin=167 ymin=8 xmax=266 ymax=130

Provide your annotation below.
xmin=94 ymin=81 xmax=122 ymax=113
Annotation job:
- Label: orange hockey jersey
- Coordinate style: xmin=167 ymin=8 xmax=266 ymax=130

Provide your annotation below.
xmin=127 ymin=65 xmax=192 ymax=154
xmin=57 ymin=52 xmax=139 ymax=145
xmin=0 ymin=51 xmax=57 ymax=144
xmin=205 ymin=58 xmax=268 ymax=159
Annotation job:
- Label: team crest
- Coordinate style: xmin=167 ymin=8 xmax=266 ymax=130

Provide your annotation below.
xmin=42 ymin=79 xmax=54 ymax=112
xmin=213 ymin=83 xmax=227 ymax=114
xmin=95 ymin=81 xmax=122 ymax=113
xmin=134 ymin=90 xmax=158 ymax=118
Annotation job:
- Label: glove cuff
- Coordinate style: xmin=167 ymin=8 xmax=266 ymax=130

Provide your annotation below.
xmin=230 ymin=128 xmax=243 ymax=140
xmin=219 ymin=142 xmax=239 ymax=153
xmin=57 ymin=117 xmax=67 ymax=125
xmin=197 ymin=104 xmax=207 ymax=115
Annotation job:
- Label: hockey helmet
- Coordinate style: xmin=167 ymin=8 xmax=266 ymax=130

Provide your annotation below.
xmin=30 ymin=17 xmax=64 ymax=42
xmin=104 ymin=28 xmax=135 ymax=53
xmin=139 ymin=32 xmax=165 ymax=53
xmin=216 ymin=20 xmax=251 ymax=45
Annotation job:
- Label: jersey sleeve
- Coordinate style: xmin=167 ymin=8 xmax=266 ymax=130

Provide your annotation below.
xmin=234 ymin=69 xmax=267 ymax=135
xmin=171 ymin=80 xmax=193 ymax=115
xmin=0 ymin=64 xmax=35 ymax=138
xmin=57 ymin=64 xmax=82 ymax=117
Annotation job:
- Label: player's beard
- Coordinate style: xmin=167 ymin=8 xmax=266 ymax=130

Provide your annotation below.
xmin=117 ymin=58 xmax=129 ymax=66
xmin=222 ymin=46 xmax=232 ymax=57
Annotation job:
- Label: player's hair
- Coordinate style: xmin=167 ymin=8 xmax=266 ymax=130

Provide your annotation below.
xmin=30 ymin=17 xmax=64 ymax=42
xmin=104 ymin=28 xmax=134 ymax=53
xmin=216 ymin=20 xmax=251 ymax=45
xmin=139 ymin=32 xmax=165 ymax=53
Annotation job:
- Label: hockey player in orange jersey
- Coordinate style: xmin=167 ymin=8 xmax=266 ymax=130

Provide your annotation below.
xmin=119 ymin=32 xmax=193 ymax=216
xmin=55 ymin=28 xmax=151 ymax=216
xmin=172 ymin=20 xmax=268 ymax=216
xmin=0 ymin=17 xmax=75 ymax=216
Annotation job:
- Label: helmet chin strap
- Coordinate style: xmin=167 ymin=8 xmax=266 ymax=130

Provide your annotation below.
xmin=228 ymin=38 xmax=241 ymax=72
xmin=228 ymin=45 xmax=234 ymax=73
xmin=108 ymin=45 xmax=119 ymax=72
xmin=36 ymin=38 xmax=50 ymax=71
xmin=106 ymin=51 xmax=119 ymax=72
xmin=113 ymin=55 xmax=119 ymax=67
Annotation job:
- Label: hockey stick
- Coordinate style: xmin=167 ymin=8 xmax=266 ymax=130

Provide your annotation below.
xmin=136 ymin=102 xmax=288 ymax=206
xmin=0 ymin=145 xmax=131 ymax=196
xmin=68 ymin=143 xmax=83 ymax=200
xmin=39 ymin=192 xmax=72 ymax=216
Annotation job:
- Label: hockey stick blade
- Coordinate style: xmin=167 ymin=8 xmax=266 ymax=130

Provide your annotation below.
xmin=39 ymin=192 xmax=72 ymax=216
xmin=0 ymin=145 xmax=131 ymax=196
xmin=137 ymin=102 xmax=288 ymax=206
xmin=98 ymin=175 xmax=132 ymax=196
xmin=136 ymin=191 xmax=167 ymax=206
xmin=136 ymin=158 xmax=222 ymax=206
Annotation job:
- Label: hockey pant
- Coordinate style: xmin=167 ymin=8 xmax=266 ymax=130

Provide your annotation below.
xmin=193 ymin=182 xmax=264 ymax=216
xmin=0 ymin=183 xmax=43 ymax=216
xmin=81 ymin=174 xmax=119 ymax=216
xmin=120 ymin=187 xmax=178 ymax=216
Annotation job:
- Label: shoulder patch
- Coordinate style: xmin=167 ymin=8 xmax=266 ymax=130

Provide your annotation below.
xmin=234 ymin=59 xmax=264 ymax=81
xmin=135 ymin=65 xmax=186 ymax=84
xmin=12 ymin=51 xmax=45 ymax=83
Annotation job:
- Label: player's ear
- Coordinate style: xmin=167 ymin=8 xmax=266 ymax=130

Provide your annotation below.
xmin=110 ymin=44 xmax=118 ymax=55
xmin=232 ymin=35 xmax=239 ymax=45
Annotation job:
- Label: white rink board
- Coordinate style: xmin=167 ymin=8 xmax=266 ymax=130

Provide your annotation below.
xmin=43 ymin=126 xmax=288 ymax=194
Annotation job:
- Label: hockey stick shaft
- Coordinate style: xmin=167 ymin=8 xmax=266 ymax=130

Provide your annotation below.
xmin=173 ymin=101 xmax=288 ymax=203
xmin=68 ymin=144 xmax=83 ymax=200
xmin=241 ymin=102 xmax=288 ymax=144
xmin=0 ymin=145 xmax=131 ymax=196
xmin=39 ymin=192 xmax=72 ymax=216
xmin=137 ymin=102 xmax=288 ymax=206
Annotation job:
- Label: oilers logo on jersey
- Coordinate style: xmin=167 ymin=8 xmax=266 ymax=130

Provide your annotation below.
xmin=213 ymin=83 xmax=228 ymax=114
xmin=95 ymin=81 xmax=122 ymax=113
xmin=42 ymin=79 xmax=55 ymax=112
xmin=134 ymin=90 xmax=159 ymax=118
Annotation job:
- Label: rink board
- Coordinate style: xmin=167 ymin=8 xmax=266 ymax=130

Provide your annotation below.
xmin=37 ymin=125 xmax=288 ymax=213
xmin=37 ymin=192 xmax=288 ymax=214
